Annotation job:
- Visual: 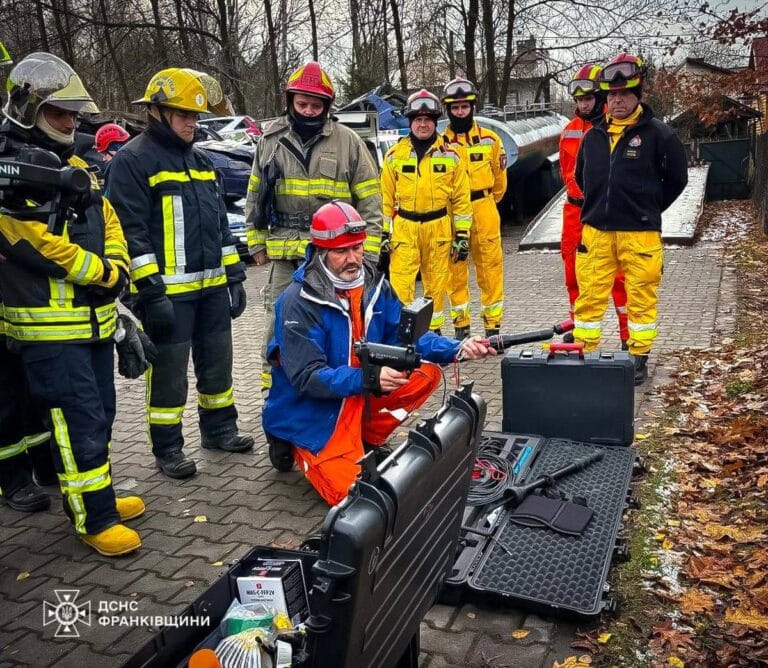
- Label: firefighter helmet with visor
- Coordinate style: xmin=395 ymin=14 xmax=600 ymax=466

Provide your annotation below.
xmin=599 ymin=54 xmax=646 ymax=91
xmin=442 ymin=77 xmax=478 ymax=104
xmin=285 ymin=61 xmax=335 ymax=102
xmin=404 ymin=89 xmax=441 ymax=119
xmin=568 ymin=64 xmax=602 ymax=97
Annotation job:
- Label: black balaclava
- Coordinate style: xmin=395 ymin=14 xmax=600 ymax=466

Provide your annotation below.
xmin=575 ymin=93 xmax=606 ymax=123
xmin=447 ymin=103 xmax=475 ymax=134
xmin=146 ymin=108 xmax=194 ymax=152
xmin=288 ymin=94 xmax=329 ymax=143
xmin=409 ymin=123 xmax=437 ymax=163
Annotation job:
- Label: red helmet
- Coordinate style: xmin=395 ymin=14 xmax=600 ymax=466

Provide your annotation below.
xmin=600 ymin=53 xmax=646 ymax=92
xmin=285 ymin=61 xmax=335 ymax=102
xmin=94 ymin=123 xmax=130 ymax=153
xmin=311 ymin=201 xmax=367 ymax=249
xmin=568 ymin=64 xmax=602 ymax=98
xmin=404 ymin=89 xmax=441 ymax=119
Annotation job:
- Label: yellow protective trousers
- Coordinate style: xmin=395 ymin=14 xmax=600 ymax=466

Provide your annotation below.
xmin=573 ymin=226 xmax=662 ymax=355
xmin=448 ymin=195 xmax=504 ymax=330
xmin=390 ymin=214 xmax=452 ymax=331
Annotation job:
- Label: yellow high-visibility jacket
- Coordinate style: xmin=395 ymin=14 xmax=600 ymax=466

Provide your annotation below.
xmin=0 ymin=155 xmax=128 ymax=344
xmin=380 ymin=134 xmax=472 ymax=235
xmin=443 ymin=122 xmax=507 ymax=203
xmin=244 ymin=115 xmax=382 ymax=260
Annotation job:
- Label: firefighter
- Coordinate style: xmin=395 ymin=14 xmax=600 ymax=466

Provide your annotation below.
xmin=381 ymin=89 xmax=472 ymax=333
xmin=0 ymin=52 xmax=143 ymax=554
xmin=0 ymin=43 xmax=56 ymax=512
xmin=574 ymin=53 xmax=688 ymax=384
xmin=244 ymin=61 xmax=382 ymax=393
xmin=107 ymin=68 xmax=253 ymax=479
xmin=262 ymin=201 xmax=495 ymax=505
xmin=560 ymin=64 xmax=628 ymax=348
xmin=441 ymin=77 xmax=507 ymax=338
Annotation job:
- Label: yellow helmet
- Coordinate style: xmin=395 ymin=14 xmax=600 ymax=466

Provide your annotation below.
xmin=3 ymin=52 xmax=98 ymax=129
xmin=133 ymin=68 xmax=208 ymax=113
xmin=182 ymin=69 xmax=233 ymax=116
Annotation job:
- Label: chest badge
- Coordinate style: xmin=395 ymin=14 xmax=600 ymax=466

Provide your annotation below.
xmin=629 ymin=135 xmax=642 ymax=147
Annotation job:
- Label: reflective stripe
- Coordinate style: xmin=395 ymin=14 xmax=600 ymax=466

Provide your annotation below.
xmin=0 ymin=439 xmax=27 ymax=461
xmin=351 ymin=178 xmax=380 ymax=200
xmin=130 ymin=253 xmax=158 ymax=270
xmin=51 ymin=407 xmax=86 ymax=533
xmin=276 ymin=177 xmax=352 ymax=199
xmin=4 ymin=305 xmax=91 ymax=322
xmin=131 ymin=261 xmax=160 ymax=281
xmin=430 ymin=309 xmax=445 ymax=329
xmin=59 ymin=461 xmax=111 ymax=493
xmin=24 ymin=431 xmax=51 ymax=448
xmin=162 ymin=194 xmax=186 ymax=271
xmin=615 ymin=305 xmax=627 ymax=314
xmin=148 ymin=405 xmax=185 ymax=425
xmin=628 ymin=321 xmax=657 ymax=340
xmin=562 ymin=130 xmax=584 ymax=139
xmin=363 ymin=236 xmax=381 ymax=254
xmin=198 ymin=387 xmax=235 ymax=410
xmin=248 ymin=174 xmax=261 ymax=192
xmin=104 ymin=241 xmax=126 ymax=257
xmin=265 ymin=238 xmax=310 ymax=260
xmin=163 ymin=266 xmax=226 ymax=285
xmin=573 ymin=319 xmax=602 ymax=341
xmin=74 ymin=252 xmax=95 ymax=283
xmin=49 ymin=278 xmax=74 ymax=308
xmin=222 ymin=245 xmax=240 ymax=267
xmin=382 ymin=216 xmax=392 ymax=234
xmin=148 ymin=170 xmax=216 ymax=187
xmin=453 ymin=214 xmax=472 ymax=232
xmin=451 ymin=302 xmax=470 ymax=320
xmin=482 ymin=301 xmax=504 ymax=317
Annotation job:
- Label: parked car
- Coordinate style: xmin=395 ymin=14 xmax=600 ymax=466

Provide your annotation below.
xmin=198 ymin=115 xmax=261 ymax=143
xmin=195 ymin=126 xmax=254 ymax=206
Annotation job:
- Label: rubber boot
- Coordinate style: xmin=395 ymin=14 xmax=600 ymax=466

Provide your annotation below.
xmin=155 ymin=451 xmax=197 ymax=479
xmin=81 ymin=524 xmax=141 ymax=557
xmin=562 ymin=332 xmax=575 ymax=343
xmin=633 ymin=355 xmax=649 ymax=385
xmin=116 ymin=496 xmax=146 ymax=521
xmin=1 ymin=482 xmax=50 ymax=512
xmin=201 ymin=433 xmax=254 ymax=453
xmin=454 ymin=326 xmax=471 ymax=340
xmin=266 ymin=433 xmax=294 ymax=472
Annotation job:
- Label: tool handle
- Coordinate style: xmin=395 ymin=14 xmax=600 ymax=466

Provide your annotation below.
xmin=548 ymin=342 xmax=584 ymax=358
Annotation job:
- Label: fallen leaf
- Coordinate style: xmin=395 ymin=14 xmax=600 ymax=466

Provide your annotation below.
xmin=635 ymin=433 xmax=650 ymax=440
xmin=194 ymin=515 xmax=208 ymax=523
xmin=16 ymin=572 xmax=29 ymax=581
xmin=212 ymin=561 xmax=224 ymax=567
xmin=511 ymin=629 xmax=529 ymax=639
xmin=553 ymin=656 xmax=592 ymax=668
xmin=679 ymin=588 xmax=715 ymax=614
xmin=597 ymin=632 xmax=612 ymax=644
xmin=724 ymin=604 xmax=768 ymax=630
xmin=668 ymin=657 xmax=685 ymax=667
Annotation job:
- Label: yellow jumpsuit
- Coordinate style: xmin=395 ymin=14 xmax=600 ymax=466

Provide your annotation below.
xmin=443 ymin=122 xmax=507 ymax=332
xmin=381 ymin=135 xmax=472 ymax=331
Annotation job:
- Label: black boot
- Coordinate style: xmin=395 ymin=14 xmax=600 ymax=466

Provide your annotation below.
xmin=201 ymin=433 xmax=255 ymax=453
xmin=1 ymin=482 xmax=50 ymax=512
xmin=562 ymin=331 xmax=575 ymax=343
xmin=633 ymin=355 xmax=649 ymax=385
xmin=454 ymin=326 xmax=471 ymax=340
xmin=621 ymin=340 xmax=629 ymax=351
xmin=266 ymin=433 xmax=294 ymax=472
xmin=363 ymin=442 xmax=393 ymax=465
xmin=155 ymin=452 xmax=197 ymax=479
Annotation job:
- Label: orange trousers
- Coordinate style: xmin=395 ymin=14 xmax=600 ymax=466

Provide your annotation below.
xmin=293 ymin=363 xmax=443 ymax=506
xmin=562 ymin=201 xmax=628 ymax=341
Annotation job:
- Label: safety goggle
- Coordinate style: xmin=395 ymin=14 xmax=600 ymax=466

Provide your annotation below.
xmin=601 ymin=61 xmax=642 ymax=83
xmin=407 ymin=96 xmax=440 ymax=114
xmin=568 ymin=79 xmax=598 ymax=96
xmin=443 ymin=81 xmax=476 ymax=101
xmin=312 ymin=220 xmax=367 ymax=240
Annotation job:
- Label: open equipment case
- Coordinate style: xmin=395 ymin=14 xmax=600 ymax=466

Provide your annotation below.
xmin=124 ymin=383 xmax=487 ymax=668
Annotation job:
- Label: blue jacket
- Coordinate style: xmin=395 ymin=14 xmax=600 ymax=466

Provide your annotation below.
xmin=263 ymin=249 xmax=460 ymax=454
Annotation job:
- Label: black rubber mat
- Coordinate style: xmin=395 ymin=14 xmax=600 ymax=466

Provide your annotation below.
xmin=468 ymin=438 xmax=634 ymax=618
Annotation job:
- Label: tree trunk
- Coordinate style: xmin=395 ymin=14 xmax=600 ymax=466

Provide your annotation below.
xmin=174 ymin=0 xmax=191 ymax=57
xmin=389 ymin=0 xmax=407 ymax=90
xmin=216 ymin=0 xmax=246 ymax=111
xmin=349 ymin=0 xmax=361 ymax=89
xmin=308 ymin=0 xmax=318 ymax=60
xmin=264 ymin=0 xmax=281 ymax=114
xmin=35 ymin=1 xmax=50 ymax=52
xmin=465 ymin=0 xmax=479 ymax=89
xmin=149 ymin=0 xmax=167 ymax=66
xmin=480 ymin=0 xmax=497 ymax=105
xmin=498 ymin=0 xmax=516 ymax=106
xmin=99 ymin=0 xmax=131 ymax=108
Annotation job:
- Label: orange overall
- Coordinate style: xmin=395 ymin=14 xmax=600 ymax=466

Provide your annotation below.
xmin=292 ymin=285 xmax=443 ymax=505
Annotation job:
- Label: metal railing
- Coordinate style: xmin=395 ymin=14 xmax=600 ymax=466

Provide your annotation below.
xmin=478 ymin=101 xmax=558 ymax=121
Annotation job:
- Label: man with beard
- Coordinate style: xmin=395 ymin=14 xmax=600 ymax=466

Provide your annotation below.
xmin=559 ymin=64 xmax=628 ymax=348
xmin=243 ymin=61 xmax=382 ymax=398
xmin=261 ymin=201 xmax=495 ymax=504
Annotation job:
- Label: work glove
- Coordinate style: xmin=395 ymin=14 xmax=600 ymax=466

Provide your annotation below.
xmin=451 ymin=230 xmax=470 ymax=263
xmin=115 ymin=316 xmax=159 ymax=379
xmin=139 ymin=292 xmax=176 ymax=343
xmin=377 ymin=232 xmax=391 ymax=275
xmin=229 ymin=282 xmax=247 ymax=319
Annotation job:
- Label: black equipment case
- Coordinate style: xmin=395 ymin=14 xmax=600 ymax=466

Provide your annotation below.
xmin=124 ymin=384 xmax=486 ymax=668
xmin=501 ymin=344 xmax=635 ymax=445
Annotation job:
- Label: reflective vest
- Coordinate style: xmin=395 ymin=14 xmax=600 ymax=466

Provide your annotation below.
xmin=0 ymin=155 xmax=128 ymax=344
xmin=443 ymin=122 xmax=507 ymax=203
xmin=106 ymin=125 xmax=245 ymax=300
xmin=380 ymin=135 xmax=472 ymax=235
xmin=244 ymin=116 xmax=382 ymax=260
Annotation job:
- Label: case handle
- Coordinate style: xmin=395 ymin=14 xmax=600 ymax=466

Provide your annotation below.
xmin=548 ymin=342 xmax=584 ymax=358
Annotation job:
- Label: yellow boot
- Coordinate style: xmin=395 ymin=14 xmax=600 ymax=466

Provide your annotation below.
xmin=81 ymin=524 xmax=141 ymax=557
xmin=116 ymin=496 xmax=146 ymax=521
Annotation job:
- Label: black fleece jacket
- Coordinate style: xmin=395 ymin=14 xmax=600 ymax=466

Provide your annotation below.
xmin=575 ymin=104 xmax=688 ymax=232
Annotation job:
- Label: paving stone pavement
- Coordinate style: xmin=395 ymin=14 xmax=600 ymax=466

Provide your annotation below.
xmin=0 ymin=219 xmax=736 ymax=668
